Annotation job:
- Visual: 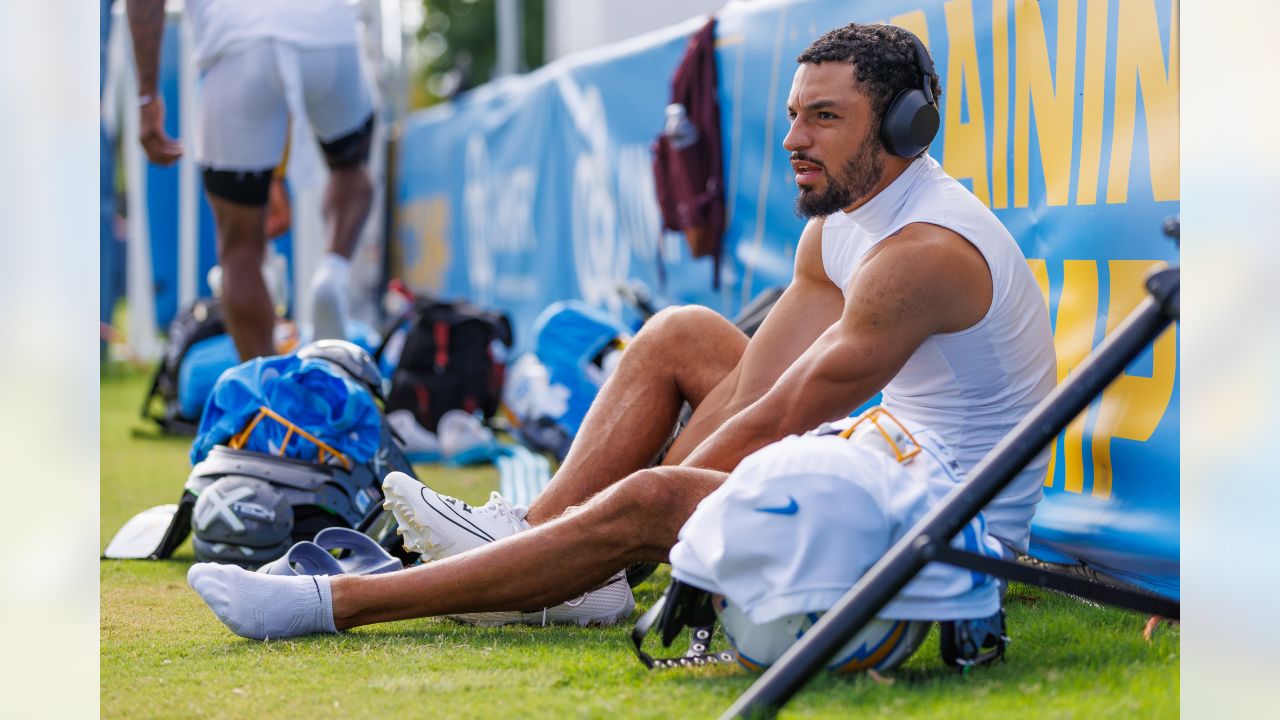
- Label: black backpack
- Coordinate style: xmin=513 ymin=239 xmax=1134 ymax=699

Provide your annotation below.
xmin=141 ymin=297 xmax=227 ymax=435
xmin=378 ymin=296 xmax=514 ymax=432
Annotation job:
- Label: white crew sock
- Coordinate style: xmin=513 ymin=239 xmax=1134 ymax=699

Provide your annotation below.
xmin=309 ymin=252 xmax=351 ymax=342
xmin=188 ymin=562 xmax=338 ymax=640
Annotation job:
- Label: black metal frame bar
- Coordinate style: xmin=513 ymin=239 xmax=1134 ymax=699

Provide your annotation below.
xmin=723 ymin=267 xmax=1179 ymax=720
xmin=930 ymin=545 xmax=1179 ymax=619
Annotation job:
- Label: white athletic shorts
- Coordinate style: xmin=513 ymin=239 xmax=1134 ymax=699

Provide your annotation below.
xmin=197 ymin=39 xmax=374 ymax=171
xmin=670 ymin=415 xmax=1008 ymax=625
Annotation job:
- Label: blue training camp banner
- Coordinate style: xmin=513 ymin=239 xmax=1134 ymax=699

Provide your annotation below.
xmin=396 ymin=0 xmax=1179 ymax=598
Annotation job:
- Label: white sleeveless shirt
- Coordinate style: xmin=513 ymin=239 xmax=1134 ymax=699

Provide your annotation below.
xmin=820 ymin=154 xmax=1056 ymax=552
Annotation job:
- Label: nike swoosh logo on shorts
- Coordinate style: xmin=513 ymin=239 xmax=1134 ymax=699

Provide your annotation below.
xmin=755 ymin=497 xmax=799 ymax=515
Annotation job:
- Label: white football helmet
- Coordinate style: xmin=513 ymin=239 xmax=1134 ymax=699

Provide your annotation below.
xmin=714 ymin=594 xmax=931 ymax=674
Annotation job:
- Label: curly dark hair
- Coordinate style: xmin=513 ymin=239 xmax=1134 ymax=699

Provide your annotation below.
xmin=796 ymin=23 xmax=943 ymax=129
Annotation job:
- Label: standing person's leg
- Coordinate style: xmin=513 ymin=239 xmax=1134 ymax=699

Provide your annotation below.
xmin=525 ymin=306 xmax=747 ymax=524
xmin=300 ymin=44 xmax=377 ymax=341
xmin=188 ymin=466 xmax=726 ymax=639
xmin=306 ymin=140 xmax=372 ymax=341
xmin=197 ymin=43 xmax=290 ymax=361
xmin=208 ymin=194 xmax=275 ymax=359
xmin=323 ymin=160 xmax=372 ymax=258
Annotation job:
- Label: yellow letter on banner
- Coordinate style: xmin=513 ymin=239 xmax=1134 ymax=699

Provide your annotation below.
xmin=943 ymin=0 xmax=991 ymax=206
xmin=1029 ymin=259 xmax=1100 ymax=493
xmin=890 ymin=10 xmax=930 ymax=46
xmin=1075 ymin=0 xmax=1109 ymax=205
xmin=1090 ymin=261 xmax=1177 ymax=498
xmin=1106 ymin=0 xmax=1179 ymax=203
xmin=1013 ymin=0 xmax=1078 ymax=208
xmin=990 ymin=0 xmax=1010 ymax=209
xmin=400 ymin=195 xmax=452 ymax=292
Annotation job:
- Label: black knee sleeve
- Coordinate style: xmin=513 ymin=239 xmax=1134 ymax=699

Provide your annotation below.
xmin=202 ymin=167 xmax=273 ymax=206
xmin=320 ymin=114 xmax=375 ymax=169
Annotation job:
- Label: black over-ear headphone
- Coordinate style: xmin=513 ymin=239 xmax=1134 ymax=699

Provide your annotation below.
xmin=879 ymin=31 xmax=940 ymax=158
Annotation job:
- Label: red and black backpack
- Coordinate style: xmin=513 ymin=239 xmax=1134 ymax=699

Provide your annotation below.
xmin=377 ymin=296 xmax=514 ymax=432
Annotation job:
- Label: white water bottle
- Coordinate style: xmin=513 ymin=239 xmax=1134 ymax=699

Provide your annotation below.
xmin=664 ymin=103 xmax=699 ymax=150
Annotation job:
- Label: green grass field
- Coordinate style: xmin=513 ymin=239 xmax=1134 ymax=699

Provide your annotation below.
xmin=101 ymin=366 xmax=1178 ymax=718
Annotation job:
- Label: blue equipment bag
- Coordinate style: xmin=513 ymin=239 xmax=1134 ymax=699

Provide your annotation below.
xmin=131 ymin=341 xmax=423 ymax=566
xmin=141 ymin=297 xmax=231 ymax=435
xmin=532 ymin=301 xmax=630 ymax=437
xmin=191 ymin=354 xmax=382 ymax=466
xmin=177 ymin=335 xmax=240 ymax=420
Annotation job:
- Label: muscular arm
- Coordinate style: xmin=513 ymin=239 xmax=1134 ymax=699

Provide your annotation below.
xmin=662 ymin=218 xmax=842 ymax=464
xmin=126 ymin=0 xmax=183 ymax=164
xmin=677 ymin=222 xmax=992 ymax=472
xmin=126 ymin=0 xmax=166 ymax=97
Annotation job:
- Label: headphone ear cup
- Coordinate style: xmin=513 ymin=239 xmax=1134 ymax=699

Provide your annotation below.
xmin=880 ymin=88 xmax=940 ymax=158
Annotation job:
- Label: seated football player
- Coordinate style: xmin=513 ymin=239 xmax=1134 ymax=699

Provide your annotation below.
xmin=186 ymin=22 xmax=1054 ymax=640
xmin=667 ymin=408 xmax=1007 ymax=672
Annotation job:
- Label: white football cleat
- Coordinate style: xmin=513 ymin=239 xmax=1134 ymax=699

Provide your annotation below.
xmin=381 ymin=471 xmax=530 ymax=560
xmin=448 ymin=571 xmax=636 ymax=627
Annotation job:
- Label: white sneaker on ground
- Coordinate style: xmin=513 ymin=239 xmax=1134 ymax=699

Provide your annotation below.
xmin=448 ymin=571 xmax=636 ymax=627
xmin=309 ymin=252 xmax=351 ymax=342
xmin=381 ymin=471 xmax=530 ymax=560
xmin=386 ymin=410 xmax=442 ymax=460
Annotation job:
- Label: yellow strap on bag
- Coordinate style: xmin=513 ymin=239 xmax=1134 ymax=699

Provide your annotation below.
xmin=228 ymin=406 xmax=353 ymax=471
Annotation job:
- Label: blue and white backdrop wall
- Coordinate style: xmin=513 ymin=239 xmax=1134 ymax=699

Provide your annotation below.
xmin=395 ymin=0 xmax=1180 ymax=597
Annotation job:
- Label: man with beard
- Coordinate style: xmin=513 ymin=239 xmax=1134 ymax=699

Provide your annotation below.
xmin=187 ymin=23 xmax=1055 ymax=640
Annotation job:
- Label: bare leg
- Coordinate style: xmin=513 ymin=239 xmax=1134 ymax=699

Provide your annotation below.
xmin=524 ymin=307 xmax=747 ymax=525
xmin=323 ymin=164 xmax=372 ymax=259
xmin=660 ymin=360 xmax=761 ymax=467
xmin=309 ymin=164 xmax=373 ymax=341
xmin=209 ymin=193 xmax=275 ymax=360
xmin=332 ymin=466 xmax=726 ymax=629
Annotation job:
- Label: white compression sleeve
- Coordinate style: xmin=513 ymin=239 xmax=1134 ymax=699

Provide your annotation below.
xmin=188 ymin=563 xmax=338 ymax=640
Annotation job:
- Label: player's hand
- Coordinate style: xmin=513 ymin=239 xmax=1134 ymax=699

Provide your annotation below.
xmin=138 ymin=96 xmax=183 ymax=165
xmin=265 ymin=177 xmax=292 ymax=239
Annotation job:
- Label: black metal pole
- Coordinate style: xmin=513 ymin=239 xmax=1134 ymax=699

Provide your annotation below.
xmin=723 ymin=268 xmax=1178 ymax=720
xmin=929 ymin=544 xmax=1180 ymax=619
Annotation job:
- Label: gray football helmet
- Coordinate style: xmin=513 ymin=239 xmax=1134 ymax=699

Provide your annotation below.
xmin=192 ymin=476 xmax=294 ymax=568
xmin=296 ymin=339 xmax=385 ymax=402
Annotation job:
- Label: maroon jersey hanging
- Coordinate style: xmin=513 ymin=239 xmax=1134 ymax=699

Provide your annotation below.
xmin=652 ymin=16 xmax=725 ymax=289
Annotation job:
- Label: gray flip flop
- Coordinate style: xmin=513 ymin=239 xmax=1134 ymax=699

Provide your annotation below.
xmin=258 ymin=528 xmax=403 ymax=576
xmin=313 ymin=527 xmax=403 ymax=575
xmin=257 ymin=541 xmax=344 ymax=576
